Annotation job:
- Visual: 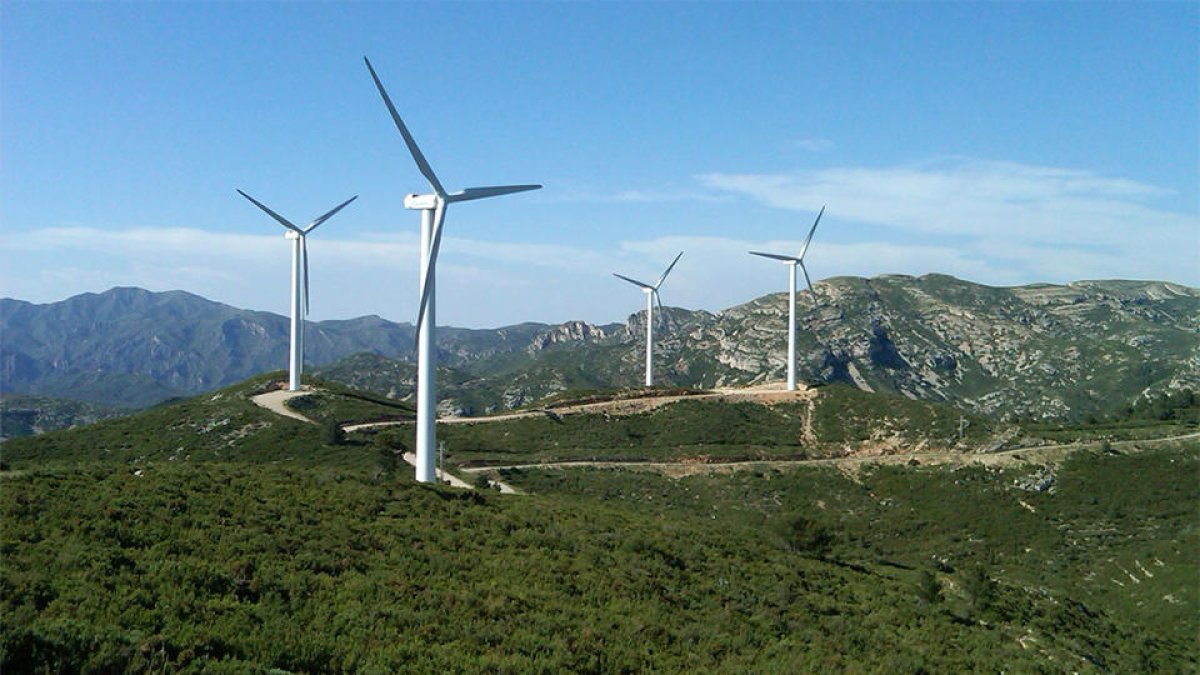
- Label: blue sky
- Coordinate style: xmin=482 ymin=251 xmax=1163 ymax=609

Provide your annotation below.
xmin=2 ymin=1 xmax=1196 ymax=327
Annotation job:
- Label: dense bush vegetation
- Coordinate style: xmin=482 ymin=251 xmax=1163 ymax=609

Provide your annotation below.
xmin=0 ymin=375 xmax=405 ymax=472
xmin=5 ymin=452 xmax=1194 ymax=672
xmin=509 ymin=443 xmax=1199 ymax=653
xmin=383 ymin=385 xmax=999 ymax=468
xmin=1123 ymin=388 xmax=1197 ymax=422
xmin=1019 ymin=387 xmax=1198 ymax=443
xmin=3 ymin=376 xmax=1195 ymax=671
xmin=809 ymin=383 xmax=994 ymax=446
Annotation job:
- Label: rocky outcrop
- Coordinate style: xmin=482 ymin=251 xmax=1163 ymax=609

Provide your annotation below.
xmin=528 ymin=321 xmax=608 ymax=351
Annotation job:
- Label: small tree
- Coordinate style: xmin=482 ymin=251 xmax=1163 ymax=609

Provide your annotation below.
xmin=914 ymin=569 xmax=943 ymax=608
xmin=323 ymin=419 xmax=346 ymax=446
xmin=781 ymin=515 xmax=833 ymax=557
xmin=375 ymin=447 xmax=401 ymax=477
xmin=961 ymin=564 xmax=996 ymax=618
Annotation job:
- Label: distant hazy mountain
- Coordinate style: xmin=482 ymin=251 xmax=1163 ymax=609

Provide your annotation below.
xmin=1 ymin=288 xmax=398 ymax=407
xmin=0 ymin=287 xmax=560 ymax=408
xmin=3 ymin=276 xmax=1197 ymax=420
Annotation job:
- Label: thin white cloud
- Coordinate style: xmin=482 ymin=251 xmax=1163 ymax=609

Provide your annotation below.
xmin=438 ymin=236 xmax=613 ymax=272
xmin=549 ymin=186 xmax=731 ymax=204
xmin=699 ymin=157 xmax=1195 ymax=248
xmin=0 ymin=227 xmax=272 ymax=257
xmin=1 ymin=223 xmax=1191 ymax=328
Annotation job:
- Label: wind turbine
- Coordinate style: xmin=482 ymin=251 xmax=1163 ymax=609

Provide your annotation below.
xmin=749 ymin=205 xmax=824 ymax=391
xmin=237 ymin=189 xmax=357 ymax=392
xmin=614 ymin=251 xmax=683 ymax=387
xmin=364 ymin=56 xmax=541 ymax=484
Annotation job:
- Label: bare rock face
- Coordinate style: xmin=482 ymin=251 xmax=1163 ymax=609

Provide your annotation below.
xmin=528 ymin=321 xmax=608 ymax=351
xmin=1013 ymin=466 xmax=1057 ymax=493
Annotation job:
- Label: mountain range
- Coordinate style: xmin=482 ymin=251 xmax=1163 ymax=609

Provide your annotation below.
xmin=2 ymin=275 xmax=1196 ymax=424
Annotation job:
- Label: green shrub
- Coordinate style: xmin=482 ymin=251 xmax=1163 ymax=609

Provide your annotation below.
xmin=780 ymin=515 xmax=833 ymax=556
xmin=914 ymin=570 xmax=943 ymax=607
xmin=960 ymin=565 xmax=995 ymax=618
xmin=323 ymin=419 xmax=345 ymax=446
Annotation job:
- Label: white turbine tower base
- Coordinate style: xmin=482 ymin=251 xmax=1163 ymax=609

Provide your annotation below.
xmin=286 ymin=230 xmax=303 ymax=391
xmin=614 ymin=251 xmax=683 ymax=388
xmin=366 ymin=56 xmax=541 ymax=483
xmin=749 ymin=205 xmax=825 ymax=392
xmin=787 ymin=261 xmax=796 ymax=391
xmin=412 ymin=197 xmax=438 ymax=484
xmin=237 ymin=189 xmax=357 ymax=392
xmin=645 ymin=290 xmax=654 ymax=386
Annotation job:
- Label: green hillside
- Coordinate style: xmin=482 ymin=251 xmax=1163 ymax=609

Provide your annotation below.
xmin=0 ymin=395 xmax=129 ymax=441
xmin=415 ymin=384 xmax=998 ymax=467
xmin=2 ymin=377 xmax=1196 ymax=671
xmin=509 ymin=442 xmax=1198 ymax=649
xmin=0 ymin=374 xmax=411 ymax=470
xmin=5 ymin=446 xmax=1196 ymax=671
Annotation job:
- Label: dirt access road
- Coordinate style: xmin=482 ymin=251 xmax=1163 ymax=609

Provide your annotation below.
xmin=251 ymin=385 xmax=516 ymax=493
xmin=458 ymin=431 xmax=1200 ymax=480
xmin=251 ymin=389 xmax=315 ymax=424
xmin=344 ymin=384 xmax=817 ymax=433
xmin=448 ymin=383 xmax=817 ymax=422
xmin=257 ymin=382 xmax=1196 ymax=487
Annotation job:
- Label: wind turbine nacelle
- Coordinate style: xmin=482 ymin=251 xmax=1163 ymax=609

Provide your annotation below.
xmin=284 ymin=230 xmax=301 ymax=240
xmin=404 ymin=194 xmax=438 ymax=210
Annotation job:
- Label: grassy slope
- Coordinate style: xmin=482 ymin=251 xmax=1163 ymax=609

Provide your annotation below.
xmin=409 ymin=384 xmax=999 ymax=466
xmin=2 ymin=377 xmax=1196 ymax=671
xmin=4 ymin=455 xmax=1193 ymax=672
xmin=508 ymin=442 xmax=1199 ymax=655
xmin=0 ymin=395 xmax=130 ymax=440
xmin=0 ymin=374 xmax=409 ymax=471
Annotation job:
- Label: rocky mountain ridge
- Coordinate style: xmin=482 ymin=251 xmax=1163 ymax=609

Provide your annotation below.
xmin=3 ymin=276 xmax=1197 ymax=421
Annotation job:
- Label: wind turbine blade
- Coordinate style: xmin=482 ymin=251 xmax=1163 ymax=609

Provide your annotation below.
xmin=237 ymin=189 xmax=302 ymax=233
xmin=302 ymin=236 xmax=310 ymax=316
xmin=654 ymin=251 xmax=684 ymax=289
xmin=414 ymin=200 xmax=449 ymax=339
xmin=363 ymin=57 xmax=446 ymax=197
xmin=613 ymin=273 xmax=654 ymax=290
xmin=749 ymin=251 xmax=802 ymax=263
xmin=800 ymin=261 xmax=818 ymax=306
xmin=447 ymin=185 xmax=542 ymax=203
xmin=796 ymin=205 xmax=825 ymax=260
xmin=655 ymin=290 xmax=665 ymax=329
xmin=305 ymin=195 xmax=358 ymax=233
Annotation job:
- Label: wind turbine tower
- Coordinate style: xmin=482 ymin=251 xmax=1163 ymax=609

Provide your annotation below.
xmin=614 ymin=252 xmax=684 ymax=387
xmin=238 ymin=190 xmax=357 ymax=392
xmin=748 ymin=206 xmax=824 ymax=391
xmin=365 ymin=57 xmax=541 ymax=483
